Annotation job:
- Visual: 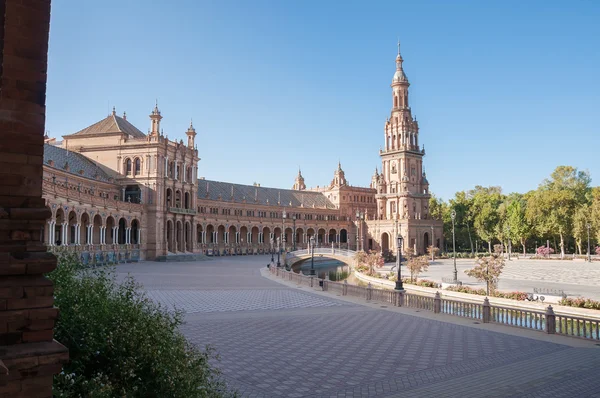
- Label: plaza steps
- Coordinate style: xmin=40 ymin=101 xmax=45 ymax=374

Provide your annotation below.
xmin=154 ymin=253 xmax=211 ymax=262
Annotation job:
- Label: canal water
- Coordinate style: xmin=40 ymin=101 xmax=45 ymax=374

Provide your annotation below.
xmin=295 ymin=257 xmax=350 ymax=281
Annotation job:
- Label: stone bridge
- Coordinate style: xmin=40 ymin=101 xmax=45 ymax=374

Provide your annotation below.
xmin=286 ymin=248 xmax=357 ymax=269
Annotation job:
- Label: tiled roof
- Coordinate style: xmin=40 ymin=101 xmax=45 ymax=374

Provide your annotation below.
xmin=43 ymin=144 xmax=113 ymax=182
xmin=197 ymin=179 xmax=336 ymax=209
xmin=67 ymin=114 xmax=146 ymax=139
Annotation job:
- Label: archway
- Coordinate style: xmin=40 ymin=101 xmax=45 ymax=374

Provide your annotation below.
xmin=217 ymin=225 xmax=226 ymax=245
xmin=228 ymin=225 xmax=237 ymax=245
xmin=67 ymin=210 xmax=77 ymax=245
xmin=317 ymin=228 xmax=326 ymax=246
xmin=166 ymin=188 xmax=172 ymax=207
xmin=118 ymin=217 xmax=127 ymax=245
xmin=185 ymin=221 xmax=191 ymax=251
xmin=80 ymin=213 xmax=90 ymax=245
xmin=184 ymin=192 xmax=190 ymax=209
xmin=240 ymin=226 xmax=249 ymax=245
xmin=284 ymin=227 xmax=293 ymax=249
xmin=54 ymin=208 xmax=64 ymax=246
xmin=106 ymin=216 xmax=115 ymax=245
xmin=166 ymin=220 xmax=174 ymax=252
xmin=381 ymin=232 xmax=390 ymax=255
xmin=251 ymin=226 xmax=259 ymax=244
xmin=93 ymin=214 xmax=102 ymax=245
xmin=295 ymin=227 xmax=304 ymax=248
xmin=197 ymin=224 xmax=203 ymax=244
xmin=176 ymin=221 xmax=183 ymax=252
xmin=175 ymin=190 xmax=182 ymax=208
xmin=307 ymin=228 xmax=315 ymax=242
xmin=328 ymin=229 xmax=336 ymax=245
xmin=274 ymin=227 xmax=282 ymax=245
xmin=263 ymin=226 xmax=271 ymax=245
xmin=206 ymin=224 xmax=215 ymax=243
xmin=340 ymin=229 xmax=348 ymax=244
xmin=423 ymin=232 xmax=429 ymax=255
xmin=125 ymin=185 xmax=141 ymax=203
xmin=131 ymin=219 xmax=140 ymax=244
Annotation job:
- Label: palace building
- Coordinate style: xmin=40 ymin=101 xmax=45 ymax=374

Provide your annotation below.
xmin=41 ymin=45 xmax=443 ymax=263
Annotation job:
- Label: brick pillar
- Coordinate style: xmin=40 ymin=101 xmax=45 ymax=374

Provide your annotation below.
xmin=0 ymin=0 xmax=68 ymax=396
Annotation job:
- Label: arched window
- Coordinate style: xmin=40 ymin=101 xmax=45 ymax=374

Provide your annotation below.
xmin=394 ymin=96 xmax=398 ymax=107
xmin=134 ymin=158 xmax=141 ymax=175
xmin=125 ymin=158 xmax=132 ymax=175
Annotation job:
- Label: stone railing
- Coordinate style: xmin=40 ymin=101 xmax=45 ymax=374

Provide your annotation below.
xmin=287 ymin=248 xmax=356 ymax=258
xmin=268 ymin=267 xmax=600 ymax=342
xmin=42 ymin=179 xmax=144 ymax=213
xmin=169 ymin=207 xmax=197 ymax=215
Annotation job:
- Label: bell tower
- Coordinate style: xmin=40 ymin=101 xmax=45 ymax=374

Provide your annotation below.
xmin=149 ymin=101 xmax=162 ymax=137
xmin=376 ymin=42 xmax=429 ymax=221
xmin=293 ymin=168 xmax=306 ymax=191
xmin=186 ymin=120 xmax=196 ymax=149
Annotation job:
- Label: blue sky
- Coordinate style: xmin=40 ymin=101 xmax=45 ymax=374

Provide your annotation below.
xmin=46 ymin=0 xmax=599 ymax=201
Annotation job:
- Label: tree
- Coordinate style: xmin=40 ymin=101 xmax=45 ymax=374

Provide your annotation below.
xmin=573 ymin=205 xmax=592 ymax=255
xmin=366 ymin=251 xmax=385 ymax=275
xmin=449 ymin=191 xmax=476 ymax=253
xmin=470 ymin=186 xmax=504 ymax=253
xmin=505 ymin=194 xmax=531 ymax=255
xmin=464 ymin=249 xmax=505 ymax=295
xmin=406 ymin=256 xmax=430 ymax=282
xmin=427 ymin=245 xmax=440 ymax=259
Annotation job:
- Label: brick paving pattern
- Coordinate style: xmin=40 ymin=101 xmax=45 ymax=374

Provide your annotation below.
xmin=117 ymin=256 xmax=600 ymax=397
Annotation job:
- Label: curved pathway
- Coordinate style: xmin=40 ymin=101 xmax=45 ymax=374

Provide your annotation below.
xmin=116 ymin=256 xmax=600 ymax=397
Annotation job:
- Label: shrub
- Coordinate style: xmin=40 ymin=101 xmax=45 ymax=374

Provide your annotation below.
xmin=596 ymin=246 xmax=600 ymax=256
xmin=402 ymin=278 xmax=440 ymax=288
xmin=445 ymin=285 xmax=529 ymax=301
xmin=559 ymin=297 xmax=600 ymax=310
xmin=50 ymin=251 xmax=233 ymax=397
xmin=536 ymin=246 xmax=555 ymax=257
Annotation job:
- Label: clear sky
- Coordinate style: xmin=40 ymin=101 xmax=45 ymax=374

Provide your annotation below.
xmin=46 ymin=0 xmax=599 ymax=201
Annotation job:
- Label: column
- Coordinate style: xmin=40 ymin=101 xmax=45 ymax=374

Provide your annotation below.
xmin=138 ymin=229 xmax=142 ymax=245
xmin=47 ymin=221 xmax=53 ymax=246
xmin=61 ymin=222 xmax=67 ymax=245
xmin=127 ymin=228 xmax=131 ymax=245
xmin=75 ymin=224 xmax=80 ymax=245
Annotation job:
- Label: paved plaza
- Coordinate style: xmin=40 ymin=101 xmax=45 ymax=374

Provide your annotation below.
xmin=413 ymin=258 xmax=600 ymax=300
xmin=116 ymin=256 xmax=600 ymax=397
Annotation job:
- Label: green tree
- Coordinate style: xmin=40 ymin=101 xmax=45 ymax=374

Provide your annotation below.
xmin=505 ymin=194 xmax=531 ymax=255
xmin=464 ymin=247 xmax=505 ymax=295
xmin=449 ymin=191 xmax=476 ymax=253
xmin=573 ymin=205 xmax=592 ymax=255
xmin=470 ymin=186 xmax=504 ymax=253
xmin=406 ymin=256 xmax=430 ymax=282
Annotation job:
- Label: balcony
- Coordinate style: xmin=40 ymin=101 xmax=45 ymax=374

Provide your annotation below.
xmin=169 ymin=207 xmax=197 ymax=215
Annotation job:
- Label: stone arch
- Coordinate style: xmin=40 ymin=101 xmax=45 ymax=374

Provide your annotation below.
xmin=176 ymin=220 xmax=183 ymax=252
xmin=251 ymin=226 xmax=259 ymax=244
xmin=118 ymin=217 xmax=127 ymax=245
xmin=284 ymin=227 xmax=293 ymax=247
xmin=317 ymin=228 xmax=326 ymax=246
xmin=340 ymin=229 xmax=348 ymax=244
xmin=106 ymin=216 xmax=116 ymax=244
xmin=166 ymin=188 xmax=173 ymax=207
xmin=328 ymin=228 xmax=336 ymax=245
xmin=240 ymin=226 xmax=249 ymax=245
xmin=206 ymin=224 xmax=215 ymax=243
xmin=274 ymin=227 xmax=282 ymax=244
xmin=184 ymin=192 xmax=190 ymax=209
xmin=295 ymin=227 xmax=305 ymax=247
xmin=217 ymin=225 xmax=226 ymax=244
xmin=381 ymin=232 xmax=390 ymax=255
xmin=307 ymin=228 xmax=315 ymax=241
xmin=175 ymin=190 xmax=182 ymax=208
xmin=166 ymin=220 xmax=174 ymax=252
xmin=67 ymin=210 xmax=77 ymax=245
xmin=131 ymin=219 xmax=140 ymax=244
xmin=423 ymin=232 xmax=429 ymax=255
xmin=263 ymin=226 xmax=272 ymax=244
xmin=185 ymin=221 xmax=192 ymax=251
xmin=93 ymin=214 xmax=102 ymax=244
xmin=80 ymin=212 xmax=90 ymax=245
xmin=228 ymin=225 xmax=237 ymax=244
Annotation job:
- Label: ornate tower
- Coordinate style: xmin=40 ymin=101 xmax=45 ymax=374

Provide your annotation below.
xmin=293 ymin=168 xmax=306 ymax=190
xmin=330 ymin=161 xmax=347 ymax=188
xmin=376 ymin=42 xmax=430 ymax=221
xmin=149 ymin=102 xmax=162 ymax=137
xmin=186 ymin=120 xmax=196 ymax=149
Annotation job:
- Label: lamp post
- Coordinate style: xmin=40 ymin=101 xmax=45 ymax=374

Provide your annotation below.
xmin=276 ymin=237 xmax=281 ymax=267
xmin=430 ymin=225 xmax=435 ymax=262
xmin=587 ymin=223 xmax=591 ymax=262
xmin=395 ymin=235 xmax=404 ymax=290
xmin=270 ymin=237 xmax=274 ymax=264
xmin=310 ymin=236 xmax=316 ymax=275
xmin=356 ymin=210 xmax=364 ymax=251
xmin=282 ymin=209 xmax=287 ymax=252
xmin=292 ymin=215 xmax=296 ymax=251
xmin=450 ymin=210 xmax=457 ymax=282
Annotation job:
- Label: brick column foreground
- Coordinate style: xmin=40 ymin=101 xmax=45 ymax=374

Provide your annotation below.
xmin=0 ymin=1 xmax=68 ymax=397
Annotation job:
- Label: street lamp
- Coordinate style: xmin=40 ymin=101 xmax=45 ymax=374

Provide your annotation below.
xmin=270 ymin=237 xmax=274 ymax=264
xmin=292 ymin=214 xmax=296 ymax=251
xmin=276 ymin=237 xmax=281 ymax=267
xmin=450 ymin=209 xmax=457 ymax=282
xmin=356 ymin=210 xmax=364 ymax=251
xmin=395 ymin=235 xmax=404 ymax=290
xmin=587 ymin=223 xmax=591 ymax=262
xmin=310 ymin=236 xmax=316 ymax=275
xmin=282 ymin=209 xmax=287 ymax=252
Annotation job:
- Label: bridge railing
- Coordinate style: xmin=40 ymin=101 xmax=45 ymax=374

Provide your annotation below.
xmin=268 ymin=266 xmax=600 ymax=342
xmin=287 ymin=248 xmax=357 ymax=259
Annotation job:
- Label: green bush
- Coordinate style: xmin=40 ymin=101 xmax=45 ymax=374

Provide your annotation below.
xmin=445 ymin=285 xmax=529 ymax=301
xmin=49 ymin=251 xmax=234 ymax=397
xmin=559 ymin=297 xmax=600 ymax=310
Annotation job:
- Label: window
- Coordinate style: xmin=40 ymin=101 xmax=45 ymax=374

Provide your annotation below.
xmin=134 ymin=158 xmax=141 ymax=175
xmin=125 ymin=159 xmax=132 ymax=175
